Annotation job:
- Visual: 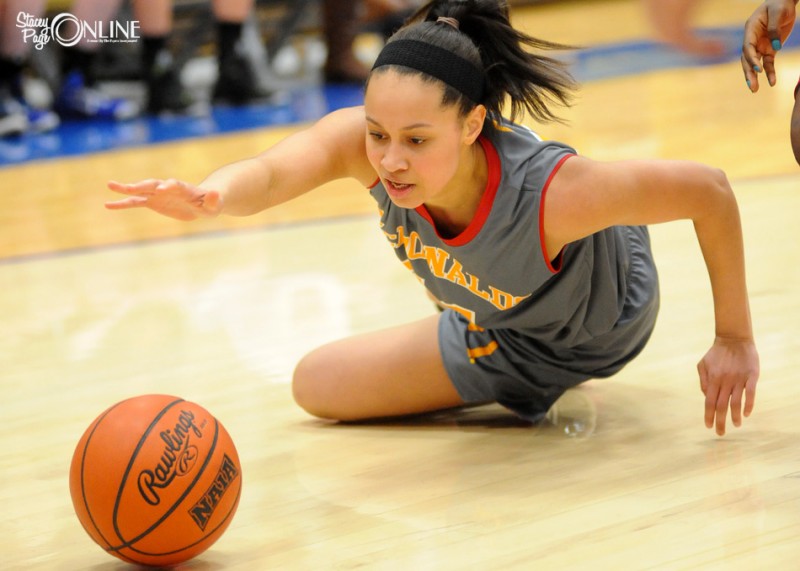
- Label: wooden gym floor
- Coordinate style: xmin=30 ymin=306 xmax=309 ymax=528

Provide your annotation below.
xmin=2 ymin=0 xmax=800 ymax=568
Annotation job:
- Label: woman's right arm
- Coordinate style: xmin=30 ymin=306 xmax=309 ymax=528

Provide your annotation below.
xmin=106 ymin=106 xmax=375 ymax=220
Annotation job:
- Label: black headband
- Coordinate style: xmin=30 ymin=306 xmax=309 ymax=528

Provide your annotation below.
xmin=371 ymin=39 xmax=485 ymax=103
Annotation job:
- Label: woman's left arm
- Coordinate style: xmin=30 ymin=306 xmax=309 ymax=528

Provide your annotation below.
xmin=545 ymin=157 xmax=760 ymax=435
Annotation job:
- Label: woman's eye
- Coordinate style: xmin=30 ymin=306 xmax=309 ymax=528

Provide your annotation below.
xmin=410 ymin=137 xmax=426 ymax=145
xmin=369 ymin=131 xmax=386 ymax=141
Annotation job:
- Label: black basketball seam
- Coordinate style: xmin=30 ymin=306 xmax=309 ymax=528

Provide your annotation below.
xmin=114 ymin=476 xmax=242 ymax=562
xmin=109 ymin=396 xmax=186 ymax=547
xmin=76 ymin=398 xmax=130 ymax=551
xmin=108 ymin=414 xmax=221 ymax=555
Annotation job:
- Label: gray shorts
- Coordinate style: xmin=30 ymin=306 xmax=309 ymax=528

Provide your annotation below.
xmin=438 ymin=226 xmax=659 ymax=422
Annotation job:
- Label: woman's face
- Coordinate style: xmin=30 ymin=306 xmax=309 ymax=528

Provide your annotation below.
xmin=364 ymin=69 xmax=481 ymax=210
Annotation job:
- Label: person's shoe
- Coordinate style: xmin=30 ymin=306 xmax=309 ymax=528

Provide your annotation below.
xmin=145 ymin=50 xmax=203 ymax=115
xmin=212 ymin=53 xmax=272 ymax=105
xmin=5 ymin=76 xmax=59 ymax=133
xmin=55 ymin=70 xmax=140 ymax=120
xmin=0 ymin=91 xmax=28 ymax=138
xmin=24 ymin=105 xmax=60 ymax=133
xmin=147 ymin=66 xmax=197 ymax=115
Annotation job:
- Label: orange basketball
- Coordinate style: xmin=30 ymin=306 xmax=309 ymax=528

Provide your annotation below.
xmin=69 ymin=394 xmax=242 ymax=567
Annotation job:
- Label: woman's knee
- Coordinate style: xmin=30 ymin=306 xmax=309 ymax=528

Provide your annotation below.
xmin=291 ymin=346 xmax=341 ymax=419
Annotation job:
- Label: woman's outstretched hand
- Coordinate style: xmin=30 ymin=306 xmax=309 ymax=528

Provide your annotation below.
xmin=106 ymin=179 xmax=223 ymax=221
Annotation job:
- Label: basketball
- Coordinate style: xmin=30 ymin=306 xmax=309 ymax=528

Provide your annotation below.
xmin=69 ymin=394 xmax=242 ymax=567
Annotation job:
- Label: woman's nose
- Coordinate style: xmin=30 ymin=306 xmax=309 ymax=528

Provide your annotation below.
xmin=381 ymin=142 xmax=408 ymax=172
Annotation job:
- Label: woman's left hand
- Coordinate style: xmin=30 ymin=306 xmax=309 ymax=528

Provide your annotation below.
xmin=697 ymin=337 xmax=760 ymax=436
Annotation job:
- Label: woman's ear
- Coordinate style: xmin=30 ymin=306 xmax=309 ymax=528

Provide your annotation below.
xmin=463 ymin=105 xmax=487 ymax=144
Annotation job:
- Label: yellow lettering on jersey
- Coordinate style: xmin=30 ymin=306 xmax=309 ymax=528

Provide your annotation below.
xmin=466 ymin=274 xmax=492 ymax=303
xmin=424 ymin=245 xmax=450 ymax=276
xmin=489 ymin=286 xmax=530 ymax=311
xmin=445 ymin=259 xmax=468 ymax=287
xmin=406 ymin=231 xmax=426 ymax=260
xmin=394 ymin=226 xmax=410 ymax=250
xmin=385 ymin=225 xmax=528 ymax=312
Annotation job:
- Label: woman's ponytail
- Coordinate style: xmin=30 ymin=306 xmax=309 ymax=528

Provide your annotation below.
xmin=372 ymin=0 xmax=577 ymax=123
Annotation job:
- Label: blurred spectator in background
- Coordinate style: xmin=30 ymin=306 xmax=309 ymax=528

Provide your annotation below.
xmin=324 ymin=0 xmax=417 ymax=83
xmin=138 ymin=0 xmax=419 ymax=108
xmin=133 ymin=0 xmax=270 ymax=113
xmin=1 ymin=0 xmax=420 ymax=137
xmin=642 ymin=0 xmax=725 ymax=57
xmin=0 ymin=0 xmax=60 ymax=137
xmin=2 ymin=0 xmax=141 ymax=126
xmin=54 ymin=0 xmax=139 ymax=120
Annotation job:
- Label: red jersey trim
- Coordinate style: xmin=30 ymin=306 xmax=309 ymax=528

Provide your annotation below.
xmin=368 ymin=177 xmax=381 ymax=189
xmin=414 ymin=135 xmax=501 ymax=247
xmin=539 ymin=153 xmax=576 ymax=274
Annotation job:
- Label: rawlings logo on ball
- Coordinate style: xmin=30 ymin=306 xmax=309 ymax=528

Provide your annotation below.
xmin=137 ymin=409 xmax=203 ymax=505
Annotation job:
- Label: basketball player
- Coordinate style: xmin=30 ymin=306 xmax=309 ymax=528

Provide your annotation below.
xmin=107 ymin=0 xmax=760 ymax=436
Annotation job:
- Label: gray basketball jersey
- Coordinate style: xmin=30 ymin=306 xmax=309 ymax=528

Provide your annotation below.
xmin=369 ymin=118 xmax=652 ymax=352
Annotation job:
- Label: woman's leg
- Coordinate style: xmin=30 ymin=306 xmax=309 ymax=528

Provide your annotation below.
xmin=292 ymin=315 xmax=465 ymax=421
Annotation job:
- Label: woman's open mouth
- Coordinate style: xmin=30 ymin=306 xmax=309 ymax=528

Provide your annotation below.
xmin=384 ymin=178 xmax=416 ymax=199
